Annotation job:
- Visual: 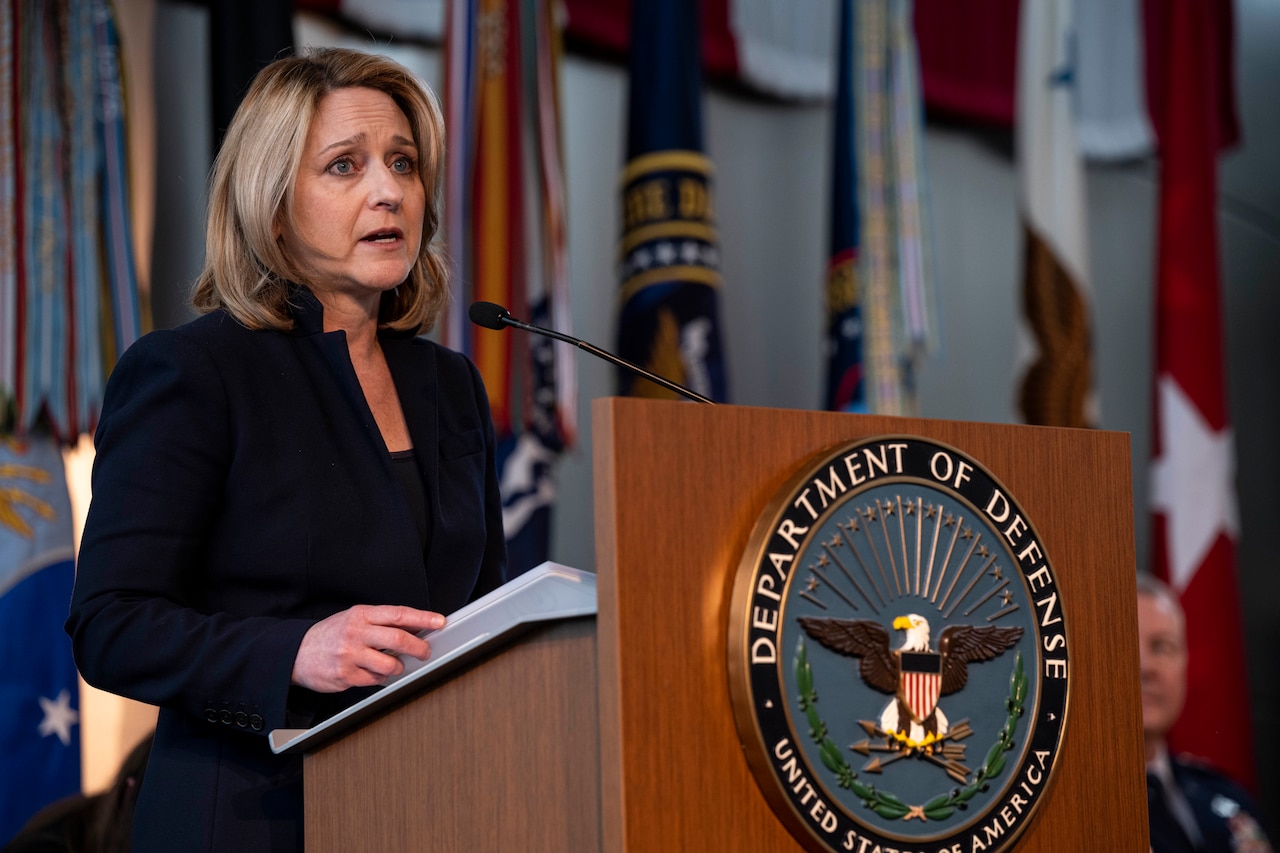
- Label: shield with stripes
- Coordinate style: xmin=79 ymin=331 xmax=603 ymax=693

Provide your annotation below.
xmin=897 ymin=652 xmax=943 ymax=722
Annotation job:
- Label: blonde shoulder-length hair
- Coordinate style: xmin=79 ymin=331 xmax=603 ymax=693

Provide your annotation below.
xmin=192 ymin=47 xmax=448 ymax=333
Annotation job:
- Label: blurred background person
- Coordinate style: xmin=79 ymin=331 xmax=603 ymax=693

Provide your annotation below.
xmin=1138 ymin=573 xmax=1272 ymax=853
xmin=3 ymin=731 xmax=152 ymax=853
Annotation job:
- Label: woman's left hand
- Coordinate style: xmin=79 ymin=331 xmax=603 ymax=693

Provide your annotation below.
xmin=290 ymin=604 xmax=445 ymax=692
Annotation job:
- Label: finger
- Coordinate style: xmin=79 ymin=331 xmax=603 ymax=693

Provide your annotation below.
xmin=364 ymin=605 xmax=446 ymax=633
xmin=354 ymin=647 xmax=408 ymax=682
xmin=366 ymin=625 xmax=431 ymax=661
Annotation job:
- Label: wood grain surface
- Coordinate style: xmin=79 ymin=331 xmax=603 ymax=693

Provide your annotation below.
xmin=304 ymin=618 xmax=600 ymax=853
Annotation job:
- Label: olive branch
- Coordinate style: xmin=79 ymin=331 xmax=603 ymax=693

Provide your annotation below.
xmin=794 ymin=639 xmax=1028 ymax=821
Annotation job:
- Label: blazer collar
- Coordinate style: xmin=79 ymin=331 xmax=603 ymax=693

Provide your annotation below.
xmin=286 ymin=284 xmax=417 ymax=341
xmin=286 ymin=284 xmax=327 ymax=337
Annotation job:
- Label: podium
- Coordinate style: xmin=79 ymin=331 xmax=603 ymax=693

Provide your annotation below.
xmin=276 ymin=398 xmax=1149 ymax=852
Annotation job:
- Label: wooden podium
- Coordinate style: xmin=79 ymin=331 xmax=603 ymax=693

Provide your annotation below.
xmin=291 ymin=398 xmax=1149 ymax=852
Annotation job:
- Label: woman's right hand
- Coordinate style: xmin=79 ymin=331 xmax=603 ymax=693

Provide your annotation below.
xmin=290 ymin=604 xmax=446 ymax=692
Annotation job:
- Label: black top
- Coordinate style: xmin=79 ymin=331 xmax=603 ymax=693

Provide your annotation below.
xmin=390 ymin=449 xmax=430 ymax=553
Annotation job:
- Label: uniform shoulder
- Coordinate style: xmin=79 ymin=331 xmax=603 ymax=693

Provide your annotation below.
xmin=1172 ymin=753 xmax=1240 ymax=783
xmin=1171 ymin=754 xmax=1265 ymax=817
xmin=1172 ymin=758 xmax=1276 ymax=851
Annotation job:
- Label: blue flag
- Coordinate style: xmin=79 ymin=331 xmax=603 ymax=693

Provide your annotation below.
xmin=0 ymin=437 xmax=80 ymax=842
xmin=494 ymin=295 xmax=564 ymax=575
xmin=617 ymin=0 xmax=728 ymax=402
xmin=824 ymin=0 xmax=867 ymax=413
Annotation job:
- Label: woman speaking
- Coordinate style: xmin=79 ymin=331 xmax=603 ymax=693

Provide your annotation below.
xmin=66 ymin=47 xmax=508 ymax=852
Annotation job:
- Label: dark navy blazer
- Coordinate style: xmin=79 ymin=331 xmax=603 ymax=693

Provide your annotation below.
xmin=66 ymin=290 xmax=508 ymax=853
xmin=1170 ymin=756 xmax=1275 ymax=852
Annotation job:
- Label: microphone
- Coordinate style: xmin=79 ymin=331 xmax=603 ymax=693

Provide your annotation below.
xmin=467 ymin=301 xmax=715 ymax=405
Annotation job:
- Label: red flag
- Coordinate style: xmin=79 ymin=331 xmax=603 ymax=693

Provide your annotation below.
xmin=1147 ymin=0 xmax=1253 ymax=790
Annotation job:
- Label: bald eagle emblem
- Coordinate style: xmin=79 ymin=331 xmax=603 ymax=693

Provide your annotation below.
xmin=798 ymin=613 xmax=1023 ymax=780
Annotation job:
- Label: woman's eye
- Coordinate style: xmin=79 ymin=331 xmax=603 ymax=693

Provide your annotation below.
xmin=329 ymin=158 xmax=354 ymax=176
xmin=392 ymin=156 xmax=415 ymax=174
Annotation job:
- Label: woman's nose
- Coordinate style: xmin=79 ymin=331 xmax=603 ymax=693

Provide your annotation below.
xmin=370 ymin=165 xmax=403 ymax=210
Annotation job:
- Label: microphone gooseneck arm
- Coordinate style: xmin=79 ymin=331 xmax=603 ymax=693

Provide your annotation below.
xmin=467 ymin=301 xmax=715 ymax=405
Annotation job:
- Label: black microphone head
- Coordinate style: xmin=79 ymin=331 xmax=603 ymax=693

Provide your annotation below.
xmin=469 ymin=301 xmax=511 ymax=330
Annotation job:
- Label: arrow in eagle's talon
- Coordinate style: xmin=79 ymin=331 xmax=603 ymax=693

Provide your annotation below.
xmin=859 ymin=719 xmax=886 ymax=737
xmin=862 ymin=752 xmax=910 ymax=773
xmin=861 ymin=716 xmax=973 ymax=748
xmin=857 ymin=719 xmax=916 ymax=749
xmin=921 ymin=751 xmax=972 ymax=783
xmin=850 ymin=738 xmax=900 ymax=755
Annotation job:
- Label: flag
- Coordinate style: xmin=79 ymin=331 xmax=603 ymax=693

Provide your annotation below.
xmin=911 ymin=0 xmax=1234 ymax=161
xmin=822 ymin=0 xmax=864 ymax=412
xmin=444 ymin=0 xmax=574 ymax=575
xmin=548 ymin=0 xmax=1225 ymax=160
xmin=1 ymin=0 xmax=144 ymax=441
xmin=1015 ymin=0 xmax=1096 ymax=428
xmin=1143 ymin=0 xmax=1239 ymax=155
xmin=825 ymin=0 xmax=935 ymax=415
xmin=912 ymin=0 xmax=1021 ymax=125
xmin=1075 ymin=0 xmax=1154 ymax=161
xmin=1 ymin=0 xmax=16 ymax=413
xmin=617 ymin=0 xmax=728 ymax=403
xmin=562 ymin=0 xmax=838 ymax=101
xmin=1147 ymin=0 xmax=1253 ymax=790
xmin=0 ymin=437 xmax=80 ymax=842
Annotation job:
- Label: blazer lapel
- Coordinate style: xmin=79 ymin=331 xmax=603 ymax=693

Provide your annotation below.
xmin=383 ymin=336 xmax=440 ymax=528
xmin=290 ymin=287 xmax=389 ymax=458
xmin=288 ymin=288 xmax=435 ymax=605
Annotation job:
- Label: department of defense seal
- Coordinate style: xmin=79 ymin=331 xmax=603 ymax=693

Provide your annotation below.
xmin=728 ymin=437 xmax=1069 ymax=853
